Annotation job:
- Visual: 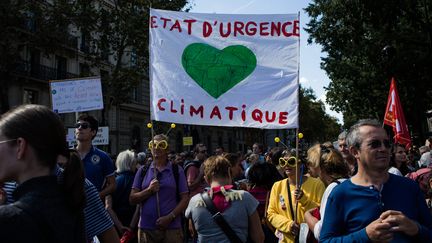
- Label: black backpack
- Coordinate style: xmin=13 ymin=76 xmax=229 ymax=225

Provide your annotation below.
xmin=183 ymin=160 xmax=202 ymax=175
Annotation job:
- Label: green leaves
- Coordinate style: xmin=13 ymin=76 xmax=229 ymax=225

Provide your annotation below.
xmin=305 ymin=0 xmax=432 ymax=137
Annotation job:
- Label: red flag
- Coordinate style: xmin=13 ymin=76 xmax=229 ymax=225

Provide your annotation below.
xmin=383 ymin=78 xmax=411 ymax=148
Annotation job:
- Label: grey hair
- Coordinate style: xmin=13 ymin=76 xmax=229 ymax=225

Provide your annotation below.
xmin=136 ymin=152 xmax=146 ymax=163
xmin=346 ymin=119 xmax=382 ymax=149
xmin=338 ymin=131 xmax=347 ymax=140
xmin=116 ymin=150 xmax=136 ymax=173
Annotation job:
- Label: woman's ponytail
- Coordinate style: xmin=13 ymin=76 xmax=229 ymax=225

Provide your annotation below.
xmin=62 ymin=150 xmax=86 ymax=210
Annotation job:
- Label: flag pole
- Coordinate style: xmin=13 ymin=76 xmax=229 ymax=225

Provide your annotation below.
xmin=148 ymin=7 xmax=160 ymax=219
xmin=150 ymin=121 xmax=161 ymax=218
xmin=294 ymin=11 xmax=301 ymax=223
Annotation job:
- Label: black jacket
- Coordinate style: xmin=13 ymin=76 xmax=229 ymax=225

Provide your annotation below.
xmin=0 ymin=176 xmax=85 ymax=243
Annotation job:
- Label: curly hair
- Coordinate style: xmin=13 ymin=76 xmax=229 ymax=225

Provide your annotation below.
xmin=203 ymin=156 xmax=231 ymax=181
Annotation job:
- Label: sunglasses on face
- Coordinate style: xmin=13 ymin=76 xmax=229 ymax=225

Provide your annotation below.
xmin=148 ymin=140 xmax=168 ymax=150
xmin=74 ymin=122 xmax=90 ymax=129
xmin=279 ymin=157 xmax=297 ymax=168
xmin=367 ymin=139 xmax=391 ymax=149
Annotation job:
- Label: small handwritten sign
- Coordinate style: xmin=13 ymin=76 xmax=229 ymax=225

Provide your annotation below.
xmin=50 ymin=77 xmax=103 ymax=113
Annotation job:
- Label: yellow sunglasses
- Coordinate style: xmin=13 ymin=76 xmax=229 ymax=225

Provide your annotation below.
xmin=279 ymin=157 xmax=297 ymax=168
xmin=148 ymin=140 xmax=168 ymax=150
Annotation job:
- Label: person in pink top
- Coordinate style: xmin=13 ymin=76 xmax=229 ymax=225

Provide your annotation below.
xmin=185 ymin=144 xmax=208 ymax=197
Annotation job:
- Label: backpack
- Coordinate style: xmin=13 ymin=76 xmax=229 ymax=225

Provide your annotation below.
xmin=183 ymin=160 xmax=202 ymax=175
xmin=139 ymin=162 xmax=181 ymax=202
xmin=406 ymin=167 xmax=432 ymax=197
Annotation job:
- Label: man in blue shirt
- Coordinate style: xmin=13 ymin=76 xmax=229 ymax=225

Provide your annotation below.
xmin=75 ymin=114 xmax=116 ymax=199
xmin=320 ymin=119 xmax=432 ymax=242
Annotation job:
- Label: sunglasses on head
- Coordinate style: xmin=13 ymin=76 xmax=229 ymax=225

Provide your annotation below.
xmin=279 ymin=157 xmax=297 ymax=168
xmin=74 ymin=122 xmax=90 ymax=129
xmin=367 ymin=139 xmax=391 ymax=149
xmin=148 ymin=140 xmax=168 ymax=150
xmin=320 ymin=145 xmax=331 ymax=156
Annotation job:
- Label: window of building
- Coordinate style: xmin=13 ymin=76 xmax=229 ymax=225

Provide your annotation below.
xmin=130 ymin=49 xmax=137 ymax=67
xmin=23 ymin=89 xmax=38 ymax=104
xmin=131 ymin=125 xmax=141 ymax=151
xmin=80 ymin=32 xmax=90 ymax=53
xmin=79 ymin=63 xmax=90 ymax=77
xmin=131 ymin=86 xmax=139 ymax=102
xmin=30 ymin=49 xmax=40 ymax=78
xmin=25 ymin=12 xmax=36 ymax=32
xmin=56 ymin=56 xmax=67 ymax=79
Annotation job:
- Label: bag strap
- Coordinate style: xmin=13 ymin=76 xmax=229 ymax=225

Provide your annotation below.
xmin=200 ymin=192 xmax=243 ymax=243
xmin=263 ymin=191 xmax=270 ymax=218
xmin=287 ymin=180 xmax=300 ymax=243
xmin=139 ymin=162 xmax=151 ymax=187
xmin=172 ymin=163 xmax=181 ymax=203
xmin=286 ymin=180 xmax=295 ymax=220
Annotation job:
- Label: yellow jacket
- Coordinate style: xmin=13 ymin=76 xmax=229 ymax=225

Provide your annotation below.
xmin=267 ymin=177 xmax=325 ymax=243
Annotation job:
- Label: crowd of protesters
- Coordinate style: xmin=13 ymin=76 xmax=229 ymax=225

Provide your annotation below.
xmin=1 ymin=105 xmax=432 ymax=242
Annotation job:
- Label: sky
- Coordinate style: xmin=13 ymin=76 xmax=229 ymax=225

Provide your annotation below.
xmin=188 ymin=0 xmax=344 ymax=123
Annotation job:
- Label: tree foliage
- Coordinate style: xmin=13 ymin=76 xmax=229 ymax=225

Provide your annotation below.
xmin=305 ymin=0 xmax=432 ymax=140
xmin=0 ymin=0 xmax=191 ymax=114
xmin=0 ymin=0 xmax=85 ymax=112
xmin=299 ymin=87 xmax=341 ymax=143
xmin=85 ymin=0 xmax=191 ymax=106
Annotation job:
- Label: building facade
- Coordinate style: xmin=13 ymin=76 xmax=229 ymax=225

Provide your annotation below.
xmin=5 ymin=0 xmax=279 ymax=156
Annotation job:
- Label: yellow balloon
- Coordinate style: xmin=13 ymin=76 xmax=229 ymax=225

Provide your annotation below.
xmin=170 ymin=123 xmax=176 ymax=129
xmin=147 ymin=123 xmax=152 ymax=128
xmin=274 ymin=137 xmax=280 ymax=143
xmin=298 ymin=133 xmax=304 ymax=139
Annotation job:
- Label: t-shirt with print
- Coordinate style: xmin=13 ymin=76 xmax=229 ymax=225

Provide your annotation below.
xmin=82 ymin=146 xmax=115 ymax=191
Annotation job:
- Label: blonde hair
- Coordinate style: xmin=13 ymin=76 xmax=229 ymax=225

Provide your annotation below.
xmin=307 ymin=144 xmax=322 ymax=168
xmin=116 ymin=150 xmax=136 ymax=173
xmin=307 ymin=142 xmax=334 ymax=168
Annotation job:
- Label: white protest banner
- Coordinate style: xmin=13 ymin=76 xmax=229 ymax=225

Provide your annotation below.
xmin=67 ymin=126 xmax=109 ymax=146
xmin=50 ymin=77 xmax=104 ymax=113
xmin=150 ymin=9 xmax=299 ymax=129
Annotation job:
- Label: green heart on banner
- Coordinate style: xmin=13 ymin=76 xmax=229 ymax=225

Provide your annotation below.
xmin=181 ymin=43 xmax=257 ymax=99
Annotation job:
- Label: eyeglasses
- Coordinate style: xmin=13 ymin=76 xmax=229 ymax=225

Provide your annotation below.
xmin=279 ymin=157 xmax=297 ymax=168
xmin=148 ymin=140 xmax=168 ymax=150
xmin=0 ymin=139 xmax=17 ymax=145
xmin=74 ymin=122 xmax=90 ymax=129
xmin=367 ymin=139 xmax=391 ymax=149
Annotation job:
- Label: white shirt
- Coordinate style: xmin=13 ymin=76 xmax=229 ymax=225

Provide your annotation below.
xmin=388 ymin=166 xmax=403 ymax=176
xmin=313 ymin=178 xmax=347 ymax=239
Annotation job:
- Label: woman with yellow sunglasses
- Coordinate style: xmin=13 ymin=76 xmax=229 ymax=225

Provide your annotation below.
xmin=266 ymin=150 xmax=325 ymax=243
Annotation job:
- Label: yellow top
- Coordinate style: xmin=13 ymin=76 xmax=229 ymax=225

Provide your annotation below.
xmin=267 ymin=176 xmax=325 ymax=243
